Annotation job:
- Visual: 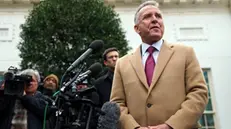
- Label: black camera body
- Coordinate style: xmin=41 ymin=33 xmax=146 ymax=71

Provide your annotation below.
xmin=4 ymin=66 xmax=32 ymax=96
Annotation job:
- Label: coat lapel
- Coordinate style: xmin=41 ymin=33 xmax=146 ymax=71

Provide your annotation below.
xmin=148 ymin=41 xmax=174 ymax=94
xmin=129 ymin=46 xmax=149 ymax=90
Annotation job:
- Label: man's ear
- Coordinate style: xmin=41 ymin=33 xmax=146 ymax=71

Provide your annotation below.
xmin=103 ymin=60 xmax=108 ymax=66
xmin=134 ymin=24 xmax=140 ymax=34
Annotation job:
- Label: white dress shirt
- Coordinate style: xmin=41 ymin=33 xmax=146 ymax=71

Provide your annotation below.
xmin=141 ymin=39 xmax=163 ymax=66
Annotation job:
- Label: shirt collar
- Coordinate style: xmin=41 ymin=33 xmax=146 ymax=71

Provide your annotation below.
xmin=141 ymin=39 xmax=163 ymax=56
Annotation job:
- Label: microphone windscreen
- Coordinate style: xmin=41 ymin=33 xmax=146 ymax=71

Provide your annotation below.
xmin=97 ymin=102 xmax=120 ymax=129
xmin=88 ymin=62 xmax=102 ymax=77
xmin=89 ymin=40 xmax=104 ymax=51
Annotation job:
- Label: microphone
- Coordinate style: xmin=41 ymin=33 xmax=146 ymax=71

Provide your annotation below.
xmin=78 ymin=62 xmax=102 ymax=79
xmin=97 ymin=102 xmax=120 ymax=129
xmin=66 ymin=40 xmax=104 ymax=72
xmin=61 ymin=63 xmax=103 ymax=92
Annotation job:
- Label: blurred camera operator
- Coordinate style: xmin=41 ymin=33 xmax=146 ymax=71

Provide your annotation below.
xmin=0 ymin=69 xmax=52 ymax=129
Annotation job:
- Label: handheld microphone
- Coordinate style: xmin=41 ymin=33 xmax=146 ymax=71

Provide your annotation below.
xmin=61 ymin=62 xmax=102 ymax=92
xmin=97 ymin=102 xmax=120 ymax=129
xmin=77 ymin=62 xmax=102 ymax=79
xmin=66 ymin=40 xmax=104 ymax=72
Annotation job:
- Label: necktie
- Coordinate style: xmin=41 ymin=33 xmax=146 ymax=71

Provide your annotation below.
xmin=145 ymin=46 xmax=155 ymax=86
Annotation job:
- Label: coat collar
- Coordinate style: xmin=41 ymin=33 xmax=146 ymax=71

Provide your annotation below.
xmin=129 ymin=40 xmax=174 ymax=91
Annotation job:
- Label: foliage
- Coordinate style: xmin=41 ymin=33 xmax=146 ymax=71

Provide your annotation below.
xmin=18 ymin=0 xmax=131 ymax=78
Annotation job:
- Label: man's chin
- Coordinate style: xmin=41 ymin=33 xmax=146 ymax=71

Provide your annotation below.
xmin=150 ymin=35 xmax=162 ymax=41
xmin=25 ymin=90 xmax=34 ymax=93
xmin=45 ymin=87 xmax=54 ymax=90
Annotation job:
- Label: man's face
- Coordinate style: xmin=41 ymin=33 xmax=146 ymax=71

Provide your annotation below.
xmin=24 ymin=75 xmax=38 ymax=94
xmin=134 ymin=6 xmax=164 ymax=44
xmin=104 ymin=51 xmax=119 ymax=70
xmin=44 ymin=77 xmax=57 ymax=90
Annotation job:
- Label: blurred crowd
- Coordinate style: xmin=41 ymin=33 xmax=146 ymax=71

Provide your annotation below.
xmin=0 ymin=47 xmax=120 ymax=129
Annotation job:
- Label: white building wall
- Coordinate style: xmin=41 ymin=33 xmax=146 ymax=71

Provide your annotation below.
xmin=115 ymin=4 xmax=231 ymax=129
xmin=0 ymin=5 xmax=32 ymax=71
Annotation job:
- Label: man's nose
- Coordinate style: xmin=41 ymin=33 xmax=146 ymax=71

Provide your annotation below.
xmin=151 ymin=15 xmax=158 ymax=23
xmin=48 ymin=80 xmax=54 ymax=84
xmin=112 ymin=56 xmax=118 ymax=60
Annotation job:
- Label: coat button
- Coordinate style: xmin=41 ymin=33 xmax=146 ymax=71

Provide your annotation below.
xmin=147 ymin=103 xmax=152 ymax=108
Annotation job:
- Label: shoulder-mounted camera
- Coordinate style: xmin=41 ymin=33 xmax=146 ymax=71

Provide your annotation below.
xmin=4 ymin=66 xmax=32 ymax=96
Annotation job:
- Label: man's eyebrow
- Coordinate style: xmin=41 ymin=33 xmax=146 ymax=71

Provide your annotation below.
xmin=142 ymin=12 xmax=152 ymax=18
xmin=156 ymin=11 xmax=162 ymax=16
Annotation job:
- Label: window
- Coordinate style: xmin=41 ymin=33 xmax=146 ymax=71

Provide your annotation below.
xmin=179 ymin=27 xmax=204 ymax=37
xmin=0 ymin=28 xmax=9 ymax=37
xmin=199 ymin=69 xmax=216 ymax=129
xmin=0 ymin=24 xmax=13 ymax=41
xmin=175 ymin=24 xmax=208 ymax=41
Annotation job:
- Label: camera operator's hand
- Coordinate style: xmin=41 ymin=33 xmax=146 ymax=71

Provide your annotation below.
xmin=0 ymin=86 xmax=4 ymax=90
xmin=0 ymin=81 xmax=4 ymax=90
xmin=23 ymin=91 xmax=26 ymax=96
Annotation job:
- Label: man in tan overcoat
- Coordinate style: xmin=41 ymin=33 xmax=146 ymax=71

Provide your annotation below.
xmin=110 ymin=1 xmax=208 ymax=129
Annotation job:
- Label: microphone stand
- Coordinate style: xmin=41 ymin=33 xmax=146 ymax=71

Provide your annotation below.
xmin=86 ymin=105 xmax=93 ymax=129
xmin=54 ymin=61 xmax=103 ymax=129
xmin=54 ymin=62 xmax=87 ymax=129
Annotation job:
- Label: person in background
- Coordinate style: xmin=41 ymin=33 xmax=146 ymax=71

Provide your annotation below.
xmin=42 ymin=74 xmax=59 ymax=97
xmin=94 ymin=47 xmax=119 ymax=107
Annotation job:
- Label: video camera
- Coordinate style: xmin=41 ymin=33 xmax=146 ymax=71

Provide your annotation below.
xmin=3 ymin=66 xmax=32 ymax=96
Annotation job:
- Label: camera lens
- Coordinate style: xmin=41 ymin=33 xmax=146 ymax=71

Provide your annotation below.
xmin=4 ymin=72 xmax=14 ymax=81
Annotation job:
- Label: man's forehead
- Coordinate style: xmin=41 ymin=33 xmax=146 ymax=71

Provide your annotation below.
xmin=46 ymin=77 xmax=56 ymax=80
xmin=107 ymin=51 xmax=119 ymax=55
xmin=139 ymin=5 xmax=161 ymax=16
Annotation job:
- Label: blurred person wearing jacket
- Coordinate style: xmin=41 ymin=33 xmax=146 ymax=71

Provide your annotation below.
xmin=0 ymin=69 xmax=52 ymax=129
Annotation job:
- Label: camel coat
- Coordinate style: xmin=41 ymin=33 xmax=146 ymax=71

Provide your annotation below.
xmin=110 ymin=41 xmax=208 ymax=129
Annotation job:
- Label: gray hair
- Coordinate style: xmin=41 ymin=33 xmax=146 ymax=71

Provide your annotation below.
xmin=134 ymin=0 xmax=159 ymax=24
xmin=19 ymin=69 xmax=41 ymax=83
